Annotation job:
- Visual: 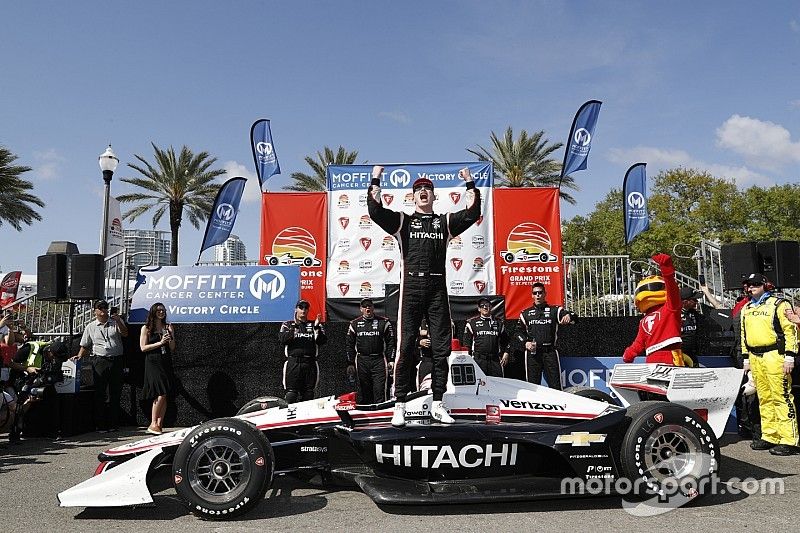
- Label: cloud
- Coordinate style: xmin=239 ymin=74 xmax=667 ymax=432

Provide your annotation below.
xmin=715 ymin=114 xmax=800 ymax=171
xmin=222 ymin=161 xmax=261 ymax=203
xmin=378 ymin=111 xmax=411 ymax=125
xmin=790 ymin=99 xmax=800 ymax=110
xmin=607 ymin=146 xmax=772 ymax=187
xmin=33 ymin=148 xmax=66 ymax=180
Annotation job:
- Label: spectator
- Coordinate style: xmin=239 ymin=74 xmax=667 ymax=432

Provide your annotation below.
xmin=345 ymin=298 xmax=395 ymax=404
xmin=515 ymin=283 xmax=576 ymax=390
xmin=279 ymin=300 xmax=326 ymax=404
xmin=72 ymin=300 xmax=128 ymax=432
xmin=740 ymin=273 xmax=799 ymax=456
xmin=139 ymin=303 xmax=175 ymax=435
xmin=463 ymin=297 xmax=509 ymax=377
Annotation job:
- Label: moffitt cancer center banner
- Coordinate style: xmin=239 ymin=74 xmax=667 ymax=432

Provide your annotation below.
xmin=129 ymin=265 xmax=300 ymax=323
xmin=325 ymin=163 xmax=494 ymax=301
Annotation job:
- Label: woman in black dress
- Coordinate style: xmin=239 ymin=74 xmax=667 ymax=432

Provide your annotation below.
xmin=139 ymin=302 xmax=175 ymax=435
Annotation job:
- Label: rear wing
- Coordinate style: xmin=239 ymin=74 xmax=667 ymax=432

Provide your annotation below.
xmin=608 ymin=364 xmax=743 ymax=438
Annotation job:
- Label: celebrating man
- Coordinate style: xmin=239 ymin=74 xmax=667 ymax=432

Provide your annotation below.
xmin=368 ymin=165 xmax=481 ymax=426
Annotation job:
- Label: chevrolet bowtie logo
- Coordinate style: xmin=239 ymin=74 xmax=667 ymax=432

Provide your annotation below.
xmin=555 ymin=432 xmax=607 ymax=447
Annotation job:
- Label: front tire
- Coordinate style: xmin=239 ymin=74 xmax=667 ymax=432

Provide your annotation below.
xmin=619 ymin=402 xmax=718 ymax=502
xmin=173 ymin=418 xmax=273 ymax=520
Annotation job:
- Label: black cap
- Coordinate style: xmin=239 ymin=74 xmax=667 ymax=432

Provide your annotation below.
xmin=680 ymin=286 xmax=703 ymax=300
xmin=46 ymin=340 xmax=68 ymax=358
xmin=295 ymin=299 xmax=310 ymax=309
xmin=477 ymin=297 xmax=491 ymax=307
xmin=744 ymin=273 xmax=767 ymax=286
xmin=93 ymin=299 xmax=109 ymax=310
xmin=360 ymin=298 xmax=374 ymax=307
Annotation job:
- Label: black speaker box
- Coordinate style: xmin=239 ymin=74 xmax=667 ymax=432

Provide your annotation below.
xmin=721 ymin=242 xmax=758 ymax=289
xmin=758 ymin=240 xmax=800 ymax=288
xmin=70 ymin=254 xmax=105 ymax=300
xmin=37 ymin=254 xmax=67 ymax=301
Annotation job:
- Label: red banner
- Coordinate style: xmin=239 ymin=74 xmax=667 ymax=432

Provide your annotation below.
xmin=0 ymin=271 xmax=22 ymax=308
xmin=260 ymin=193 xmax=328 ymax=320
xmin=493 ymin=188 xmax=564 ymax=319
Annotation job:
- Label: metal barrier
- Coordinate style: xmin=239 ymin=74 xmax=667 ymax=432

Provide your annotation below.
xmin=563 ymin=255 xmax=634 ymax=317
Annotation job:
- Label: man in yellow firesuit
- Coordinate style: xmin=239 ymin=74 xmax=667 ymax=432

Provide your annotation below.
xmin=740 ymin=273 xmax=799 ymax=455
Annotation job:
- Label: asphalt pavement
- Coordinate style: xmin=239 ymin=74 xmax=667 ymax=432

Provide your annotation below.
xmin=1 ymin=429 xmax=798 ymax=532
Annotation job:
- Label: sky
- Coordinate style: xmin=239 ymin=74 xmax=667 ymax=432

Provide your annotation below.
xmin=2 ymin=1 xmax=799 ymax=276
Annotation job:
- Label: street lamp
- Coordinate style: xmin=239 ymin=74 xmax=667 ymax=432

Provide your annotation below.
xmin=98 ymin=145 xmax=119 ymax=257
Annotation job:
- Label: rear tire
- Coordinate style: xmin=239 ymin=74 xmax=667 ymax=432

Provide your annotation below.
xmin=173 ymin=418 xmax=273 ymax=520
xmin=619 ymin=402 xmax=718 ymax=502
xmin=564 ymin=386 xmax=618 ymax=405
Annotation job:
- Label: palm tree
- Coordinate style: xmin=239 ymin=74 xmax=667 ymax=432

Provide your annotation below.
xmin=118 ymin=143 xmax=225 ymax=265
xmin=0 ymin=146 xmax=45 ymax=230
xmin=283 ymin=146 xmax=363 ymax=191
xmin=467 ymin=127 xmax=579 ymax=204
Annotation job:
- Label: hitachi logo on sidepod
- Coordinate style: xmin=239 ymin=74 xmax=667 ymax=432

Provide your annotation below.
xmin=500 ymin=399 xmax=566 ymax=411
xmin=375 ymin=443 xmax=518 ymax=468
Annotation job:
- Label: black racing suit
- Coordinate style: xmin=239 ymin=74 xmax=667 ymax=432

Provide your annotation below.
xmin=415 ymin=331 xmax=433 ymax=389
xmin=515 ymin=303 xmax=575 ymax=390
xmin=279 ymin=320 xmax=327 ymax=403
xmin=368 ymin=178 xmax=481 ymax=402
xmin=463 ymin=315 xmax=509 ymax=377
xmin=680 ymin=308 xmax=703 ymax=367
xmin=346 ymin=315 xmax=395 ymax=404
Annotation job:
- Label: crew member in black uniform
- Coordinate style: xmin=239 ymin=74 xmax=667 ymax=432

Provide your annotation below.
xmin=680 ymin=286 xmax=705 ymax=367
xmin=279 ymin=299 xmax=326 ymax=403
xmin=368 ymin=164 xmax=481 ymax=426
xmin=463 ymin=297 xmax=509 ymax=377
xmin=346 ymin=298 xmax=395 ymax=404
xmin=515 ymin=282 xmax=576 ymax=390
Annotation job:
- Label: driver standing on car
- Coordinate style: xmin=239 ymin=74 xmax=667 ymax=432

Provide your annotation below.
xmin=514 ymin=283 xmax=575 ymax=389
xmin=368 ymin=164 xmax=481 ymax=426
xmin=279 ymin=300 xmax=327 ymax=404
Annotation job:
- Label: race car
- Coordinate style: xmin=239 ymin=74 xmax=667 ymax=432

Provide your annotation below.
xmin=500 ymin=249 xmax=558 ymax=264
xmin=263 ymin=252 xmax=322 ymax=267
xmin=58 ymin=354 xmax=741 ymax=520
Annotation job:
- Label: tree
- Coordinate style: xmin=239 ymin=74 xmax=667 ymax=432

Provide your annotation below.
xmin=283 ymin=146 xmax=363 ymax=191
xmin=467 ymin=126 xmax=579 ymax=204
xmin=0 ymin=146 xmax=45 ymax=230
xmin=118 ymin=143 xmax=225 ymax=265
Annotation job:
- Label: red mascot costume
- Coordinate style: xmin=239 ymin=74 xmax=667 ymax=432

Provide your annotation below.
xmin=623 ymin=253 xmax=692 ymax=367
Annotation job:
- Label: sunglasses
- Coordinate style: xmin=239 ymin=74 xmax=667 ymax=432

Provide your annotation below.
xmin=532 ymin=291 xmax=545 ymax=296
xmin=297 ymin=305 xmax=310 ymax=310
xmin=413 ymin=185 xmax=433 ymax=192
xmin=478 ymin=304 xmax=490 ymax=309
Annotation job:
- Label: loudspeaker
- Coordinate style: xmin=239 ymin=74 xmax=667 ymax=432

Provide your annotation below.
xmin=70 ymin=254 xmax=105 ymax=300
xmin=757 ymin=240 xmax=800 ymax=288
xmin=721 ymin=242 xmax=758 ymax=289
xmin=37 ymin=254 xmax=67 ymax=301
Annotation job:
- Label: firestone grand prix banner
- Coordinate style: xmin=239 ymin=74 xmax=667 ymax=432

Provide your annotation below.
xmin=129 ymin=266 xmax=300 ymax=324
xmin=260 ymin=192 xmax=327 ymax=320
xmin=326 ymin=163 xmax=494 ymax=301
xmin=493 ymin=188 xmax=564 ymax=319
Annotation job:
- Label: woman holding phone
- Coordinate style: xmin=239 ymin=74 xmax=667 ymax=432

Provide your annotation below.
xmin=140 ymin=302 xmax=175 ymax=435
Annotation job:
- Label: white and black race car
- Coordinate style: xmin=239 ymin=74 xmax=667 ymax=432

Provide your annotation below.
xmin=58 ymin=354 xmax=741 ymax=520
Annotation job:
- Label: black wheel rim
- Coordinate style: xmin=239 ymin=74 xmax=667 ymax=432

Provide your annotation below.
xmin=643 ymin=424 xmax=702 ymax=481
xmin=187 ymin=437 xmax=252 ymax=504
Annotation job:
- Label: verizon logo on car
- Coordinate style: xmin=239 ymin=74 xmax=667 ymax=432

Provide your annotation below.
xmin=500 ymin=399 xmax=566 ymax=411
xmin=375 ymin=443 xmax=518 ymax=468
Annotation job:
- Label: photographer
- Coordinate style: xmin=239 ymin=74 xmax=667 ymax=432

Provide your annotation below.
xmin=8 ymin=340 xmax=67 ymax=442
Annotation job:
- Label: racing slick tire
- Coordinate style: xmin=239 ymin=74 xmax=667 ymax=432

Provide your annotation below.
xmin=236 ymin=396 xmax=288 ymax=416
xmin=173 ymin=418 xmax=274 ymax=520
xmin=619 ymin=401 xmax=718 ymax=502
xmin=563 ymin=386 xmax=618 ymax=405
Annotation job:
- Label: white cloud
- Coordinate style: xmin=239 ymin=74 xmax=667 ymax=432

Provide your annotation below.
xmin=222 ymin=161 xmax=262 ymax=203
xmin=33 ymin=148 xmax=66 ymax=180
xmin=607 ymin=146 xmax=772 ymax=187
xmin=715 ymin=114 xmax=800 ymax=171
xmin=378 ymin=111 xmax=411 ymax=125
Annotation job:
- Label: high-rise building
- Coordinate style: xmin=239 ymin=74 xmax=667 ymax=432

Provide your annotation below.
xmin=213 ymin=235 xmax=248 ymax=264
xmin=123 ymin=229 xmax=171 ymax=278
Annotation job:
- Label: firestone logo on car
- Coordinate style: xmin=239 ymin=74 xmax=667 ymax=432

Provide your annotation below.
xmin=248 ymin=269 xmax=286 ymax=300
xmin=375 ymin=443 xmax=518 ymax=468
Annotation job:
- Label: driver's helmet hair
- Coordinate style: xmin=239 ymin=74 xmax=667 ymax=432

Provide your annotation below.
xmin=634 ymin=275 xmax=666 ymax=313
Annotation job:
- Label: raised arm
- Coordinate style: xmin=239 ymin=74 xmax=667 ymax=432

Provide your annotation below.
xmin=367 ymin=165 xmax=403 ymax=235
